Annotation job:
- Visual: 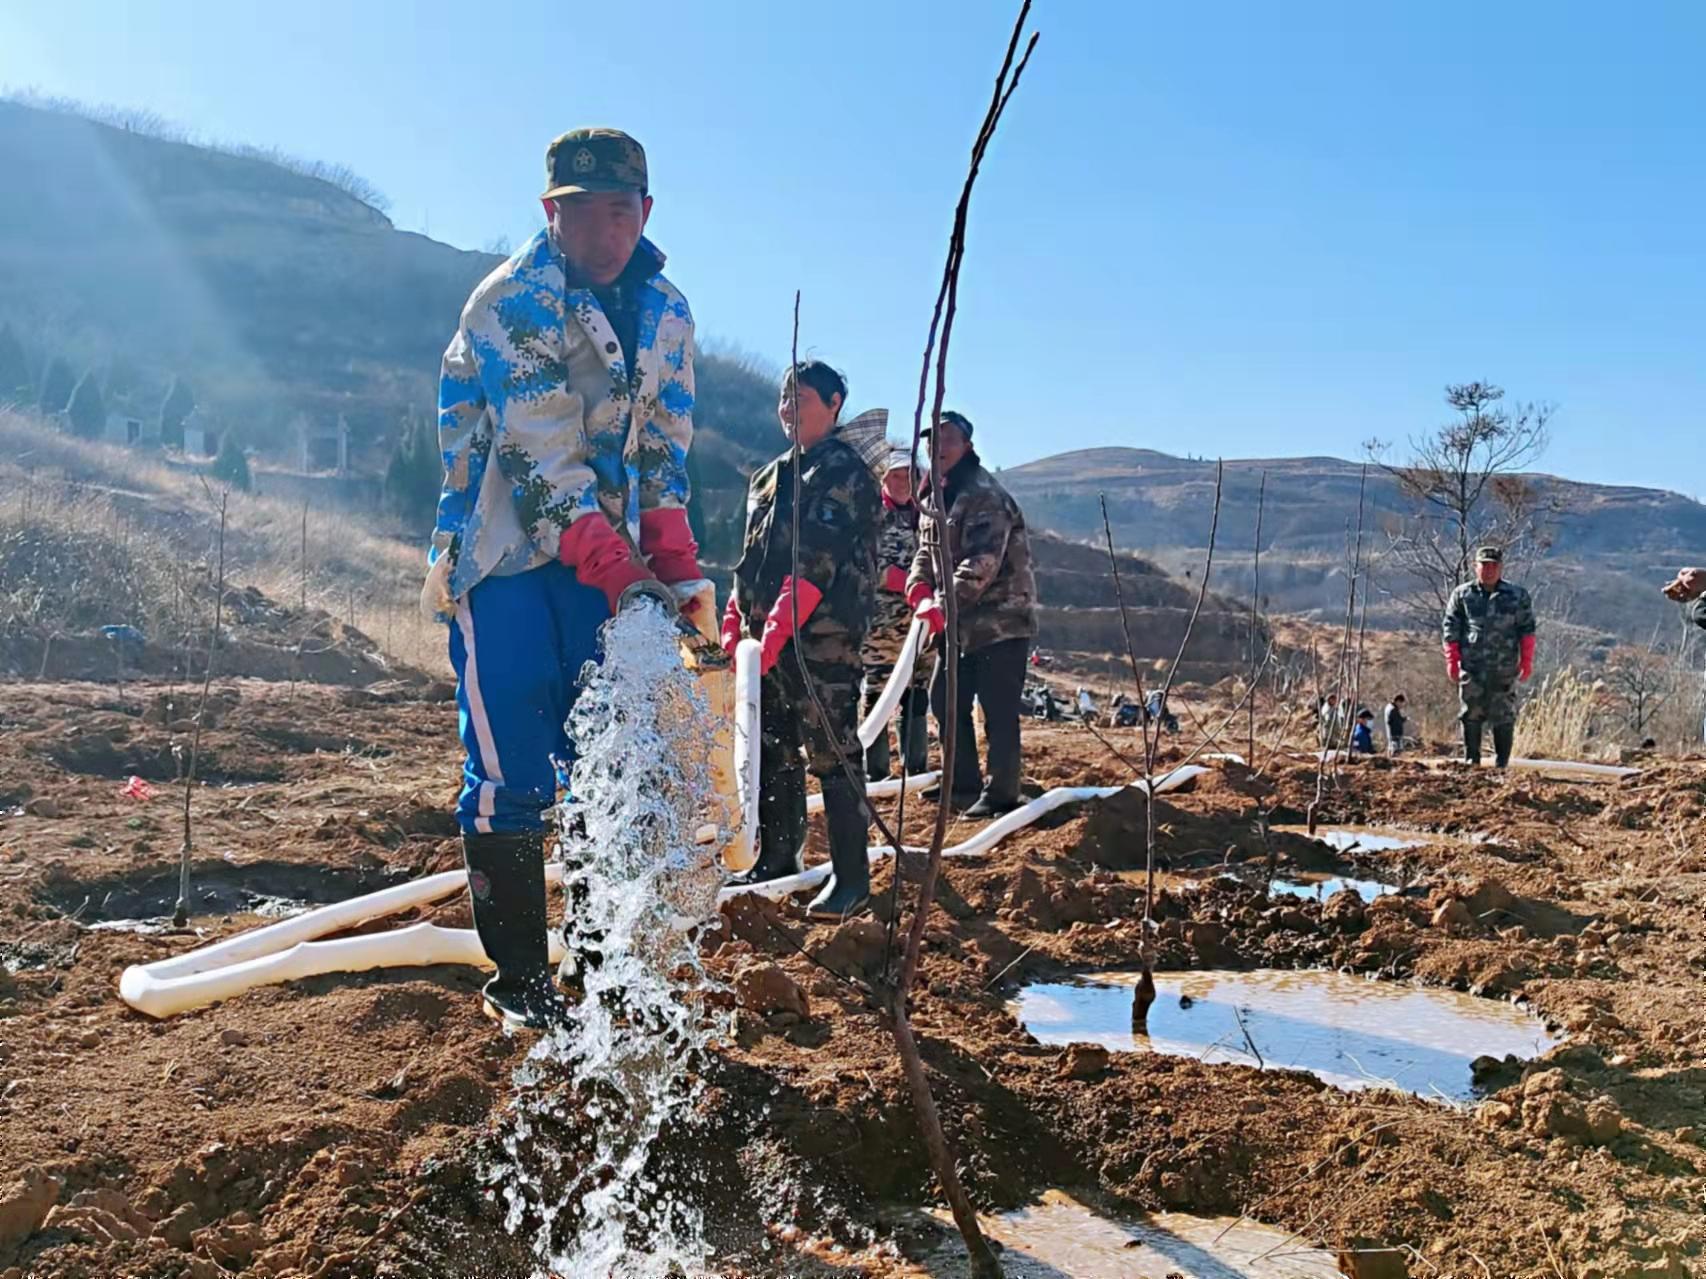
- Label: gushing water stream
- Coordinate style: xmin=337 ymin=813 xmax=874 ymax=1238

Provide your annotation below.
xmin=487 ymin=605 xmax=731 ymax=1278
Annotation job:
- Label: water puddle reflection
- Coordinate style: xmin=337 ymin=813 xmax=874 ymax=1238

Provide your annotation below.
xmin=1271 ymin=826 xmax=1420 ymax=854
xmin=925 ymin=1190 xmax=1339 ymax=1277
xmin=1013 ymin=969 xmax=1556 ymax=1102
xmin=1268 ymin=872 xmax=1395 ymax=903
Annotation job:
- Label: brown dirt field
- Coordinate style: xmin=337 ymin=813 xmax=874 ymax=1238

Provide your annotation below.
xmin=2 ymin=678 xmax=1704 ymax=1278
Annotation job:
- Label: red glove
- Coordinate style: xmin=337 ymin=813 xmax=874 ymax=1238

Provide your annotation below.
xmin=639 ymin=509 xmax=702 ymax=585
xmin=1519 ymin=634 xmax=1536 ymax=682
xmin=1443 ymin=641 xmax=1463 ymax=684
xmin=559 ymin=515 xmax=654 ymax=614
xmin=720 ymin=596 xmax=743 ymax=658
xmin=759 ymin=576 xmax=823 ymax=675
xmin=639 ymin=508 xmax=705 ymax=618
xmin=881 ymin=564 xmax=908 ymax=594
xmin=914 ymin=594 xmax=945 ymax=638
xmin=906 ymin=579 xmax=934 ymax=609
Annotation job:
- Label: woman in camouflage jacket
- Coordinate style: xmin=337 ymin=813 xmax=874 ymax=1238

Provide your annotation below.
xmin=721 ymin=363 xmax=885 ymax=919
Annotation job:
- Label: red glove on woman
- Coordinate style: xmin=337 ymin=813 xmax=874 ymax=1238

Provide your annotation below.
xmin=1518 ymin=634 xmax=1536 ymax=682
xmin=881 ymin=564 xmax=908 ymax=594
xmin=1443 ymin=641 xmax=1463 ymax=684
xmin=759 ymin=577 xmax=823 ymax=675
xmin=559 ymin=515 xmax=655 ymax=615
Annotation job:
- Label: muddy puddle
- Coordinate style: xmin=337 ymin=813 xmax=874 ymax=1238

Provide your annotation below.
xmin=1272 ymin=825 xmax=1421 ymax=854
xmin=39 ymin=860 xmax=404 ymax=925
xmin=923 ymin=1189 xmax=1339 ymax=1277
xmin=1269 ymin=871 xmax=1395 ymax=902
xmin=1013 ymin=969 xmax=1557 ymax=1102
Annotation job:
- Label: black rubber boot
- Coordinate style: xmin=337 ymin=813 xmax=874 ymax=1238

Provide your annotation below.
xmin=554 ymin=815 xmax=602 ymax=995
xmin=963 ymin=788 xmax=1021 ymax=819
xmin=807 ymin=773 xmax=872 ymax=920
xmin=901 ymin=689 xmax=930 ymax=777
xmin=1462 ymin=721 xmax=1484 ymax=766
xmin=864 ymin=724 xmax=892 ymax=783
xmin=1492 ymin=723 xmax=1515 ymax=769
xmin=463 ymin=832 xmax=568 ymax=1033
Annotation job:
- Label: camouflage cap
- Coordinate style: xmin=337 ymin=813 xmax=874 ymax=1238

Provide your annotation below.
xmin=1475 ymin=546 xmax=1504 ymax=564
xmin=543 ymin=128 xmax=648 ymax=199
xmin=921 ymin=409 xmax=974 ymax=440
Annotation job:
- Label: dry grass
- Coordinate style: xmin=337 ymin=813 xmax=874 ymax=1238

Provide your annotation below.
xmin=0 ymin=409 xmax=448 ymax=674
xmin=1515 ymin=667 xmax=1604 ymax=760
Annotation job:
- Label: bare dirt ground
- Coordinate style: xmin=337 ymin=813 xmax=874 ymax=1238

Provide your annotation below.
xmin=2 ymin=671 xmax=1704 ymax=1278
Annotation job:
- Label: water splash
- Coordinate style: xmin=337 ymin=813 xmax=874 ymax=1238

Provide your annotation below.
xmin=490 ymin=603 xmax=731 ymax=1278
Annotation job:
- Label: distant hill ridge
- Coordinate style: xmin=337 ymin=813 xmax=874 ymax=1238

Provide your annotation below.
xmin=1002 ymin=447 xmax=1706 ymax=639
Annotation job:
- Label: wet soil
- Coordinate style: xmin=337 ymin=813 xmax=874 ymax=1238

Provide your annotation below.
xmin=1 ymin=682 xmax=1704 ymax=1278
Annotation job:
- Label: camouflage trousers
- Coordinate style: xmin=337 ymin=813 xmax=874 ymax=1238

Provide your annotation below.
xmin=1458 ymin=668 xmax=1519 ymax=727
xmin=756 ymin=646 xmax=864 ymax=872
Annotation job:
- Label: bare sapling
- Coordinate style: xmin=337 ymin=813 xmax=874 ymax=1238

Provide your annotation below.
xmin=1098 ymin=467 xmax=1235 ymax=1030
xmin=175 ymin=490 xmax=228 ymax=928
xmin=1247 ymin=470 xmax=1266 ymax=765
xmin=1308 ymin=464 xmax=1367 ymax=834
xmin=878 ymin=7 xmax=1040 ymax=1273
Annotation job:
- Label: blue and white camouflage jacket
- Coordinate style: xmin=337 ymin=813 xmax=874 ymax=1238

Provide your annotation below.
xmin=428 ymin=229 xmax=694 ymax=603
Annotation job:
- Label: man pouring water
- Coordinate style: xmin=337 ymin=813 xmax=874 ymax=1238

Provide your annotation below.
xmin=423 ymin=128 xmax=703 ymax=1031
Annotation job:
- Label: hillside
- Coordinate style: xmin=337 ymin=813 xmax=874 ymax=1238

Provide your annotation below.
xmin=0 ymin=98 xmax=782 ymax=495
xmin=1004 ymin=447 xmax=1706 ymax=641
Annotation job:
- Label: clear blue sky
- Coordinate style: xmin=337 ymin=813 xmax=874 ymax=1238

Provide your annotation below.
xmin=4 ymin=0 xmax=1703 ymax=492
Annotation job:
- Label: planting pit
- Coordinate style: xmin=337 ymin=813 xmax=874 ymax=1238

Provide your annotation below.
xmin=37 ymin=859 xmax=406 ymax=926
xmin=1013 ymin=968 xmax=1558 ymax=1102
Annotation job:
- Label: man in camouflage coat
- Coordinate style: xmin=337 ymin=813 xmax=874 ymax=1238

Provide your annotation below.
xmin=906 ymin=411 xmax=1039 ymax=817
xmin=1441 ymin=546 xmax=1537 ymax=768
xmin=722 ymin=371 xmax=885 ymax=918
xmin=860 ymin=449 xmax=932 ymax=780
xmin=426 ymin=128 xmax=704 ymax=1031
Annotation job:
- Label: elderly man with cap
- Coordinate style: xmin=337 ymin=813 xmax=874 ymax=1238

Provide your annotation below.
xmin=1441 ymin=546 xmax=1536 ymax=768
xmin=907 ymin=411 xmax=1038 ymax=817
xmin=860 ymin=448 xmax=932 ymax=781
xmin=424 ymin=127 xmax=703 ymax=1031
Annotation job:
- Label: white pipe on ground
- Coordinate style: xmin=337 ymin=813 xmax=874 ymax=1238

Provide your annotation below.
xmin=718 ymin=764 xmax=1211 ymax=904
xmin=116 ymin=863 xmax=571 ymax=1013
xmin=805 ymin=770 xmax=939 ymax=815
xmin=119 ymin=921 xmax=573 ymax=1020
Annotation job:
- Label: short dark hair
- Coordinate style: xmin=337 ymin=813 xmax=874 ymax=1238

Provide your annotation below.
xmin=1358 ymin=708 xmax=1373 ymax=719
xmin=1394 ymin=693 xmax=1407 ymax=703
xmin=786 ymin=360 xmax=847 ymax=412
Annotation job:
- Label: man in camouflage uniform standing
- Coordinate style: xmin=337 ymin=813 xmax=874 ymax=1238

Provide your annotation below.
xmin=426 ymin=128 xmax=703 ymax=1031
xmin=861 ymin=450 xmax=931 ymax=780
xmin=907 ymin=411 xmax=1039 ymax=817
xmin=721 ymin=364 xmax=885 ymax=918
xmin=1441 ymin=546 xmax=1537 ymax=768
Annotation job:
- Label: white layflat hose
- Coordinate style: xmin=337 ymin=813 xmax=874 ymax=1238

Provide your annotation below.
xmin=120 ymin=922 xmax=572 ymax=1020
xmin=857 ymin=618 xmax=927 ymax=749
xmin=117 ymin=863 xmax=570 ymax=1018
xmin=726 ymin=638 xmax=763 ymax=872
xmin=718 ymin=764 xmax=1211 ymax=904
